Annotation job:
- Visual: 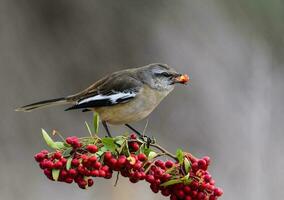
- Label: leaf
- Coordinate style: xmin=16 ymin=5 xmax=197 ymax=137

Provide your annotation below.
xmin=101 ymin=138 xmax=116 ymax=152
xmin=160 ymin=178 xmax=184 ymax=187
xmin=62 ymin=148 xmax=72 ymax=157
xmin=115 ymin=138 xmax=125 ymax=146
xmin=176 ymin=148 xmax=184 ymax=164
xmin=52 ymin=169 xmax=60 ymax=181
xmin=96 ymin=146 xmax=108 ymax=157
xmin=93 ymin=112 xmax=100 ymax=134
xmin=143 ymin=148 xmax=153 ymax=156
xmin=182 ymin=173 xmax=192 ymax=185
xmin=66 ymin=157 xmax=72 ymax=170
xmin=42 ymin=129 xmax=57 ymax=149
xmin=54 ymin=142 xmax=65 ymax=149
xmin=85 ymin=121 xmax=93 ymax=137
xmin=147 ymin=151 xmax=157 ymax=160
xmin=184 ymin=157 xmax=191 ymax=174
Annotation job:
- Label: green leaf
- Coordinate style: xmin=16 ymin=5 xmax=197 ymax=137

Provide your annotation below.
xmin=176 ymin=148 xmax=184 ymax=164
xmin=85 ymin=121 xmax=93 ymax=137
xmin=42 ymin=129 xmax=57 ymax=149
xmin=115 ymin=138 xmax=125 ymax=146
xmin=160 ymin=178 xmax=183 ymax=187
xmin=101 ymin=138 xmax=116 ymax=152
xmin=182 ymin=173 xmax=192 ymax=184
xmin=148 ymin=151 xmax=157 ymax=160
xmin=66 ymin=157 xmax=72 ymax=170
xmin=143 ymin=148 xmax=153 ymax=156
xmin=52 ymin=169 xmax=60 ymax=181
xmin=54 ymin=142 xmax=65 ymax=149
xmin=96 ymin=146 xmax=108 ymax=157
xmin=62 ymin=148 xmax=72 ymax=157
xmin=184 ymin=157 xmax=191 ymax=174
xmin=93 ymin=112 xmax=100 ymax=134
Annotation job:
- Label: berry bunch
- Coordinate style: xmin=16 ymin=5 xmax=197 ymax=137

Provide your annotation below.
xmin=34 ymin=129 xmax=223 ymax=199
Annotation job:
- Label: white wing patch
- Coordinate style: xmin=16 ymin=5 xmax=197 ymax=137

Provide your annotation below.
xmin=77 ymin=92 xmax=136 ymax=105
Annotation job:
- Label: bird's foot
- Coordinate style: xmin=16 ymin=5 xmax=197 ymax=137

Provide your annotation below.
xmin=139 ymin=135 xmax=156 ymax=148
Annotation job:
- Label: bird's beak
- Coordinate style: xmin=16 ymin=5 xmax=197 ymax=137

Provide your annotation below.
xmin=174 ymin=74 xmax=190 ymax=84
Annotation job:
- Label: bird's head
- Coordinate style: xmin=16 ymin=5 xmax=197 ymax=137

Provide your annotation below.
xmin=137 ymin=63 xmax=190 ymax=91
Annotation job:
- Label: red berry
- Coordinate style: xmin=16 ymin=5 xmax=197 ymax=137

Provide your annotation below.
xmin=109 ymin=158 xmax=117 ymax=167
xmin=65 ymin=177 xmax=73 ymax=184
xmin=146 ymin=175 xmax=155 ymax=183
xmin=60 ymin=170 xmax=68 ymax=179
xmin=130 ymin=133 xmax=137 ymax=139
xmin=191 ymin=190 xmax=198 ymax=197
xmin=192 ymin=162 xmax=199 ymax=171
xmin=45 ymin=160 xmax=54 ymax=169
xmin=203 ymin=156 xmax=211 ymax=165
xmin=209 ymin=196 xmax=217 ymax=200
xmin=176 ymin=190 xmax=185 ymax=199
xmin=117 ymin=155 xmax=127 ymax=167
xmin=104 ymin=152 xmax=112 ymax=161
xmin=137 ymin=153 xmax=147 ymax=161
xmin=99 ymin=170 xmax=106 ymax=177
xmin=89 ymin=156 xmax=97 ymax=163
xmin=91 ymin=170 xmax=99 ymax=177
xmin=161 ymin=173 xmax=171 ymax=181
xmin=54 ymin=161 xmax=63 ymax=169
xmin=130 ymin=142 xmax=140 ymax=152
xmin=87 ymin=145 xmax=98 ymax=153
xmin=71 ymin=159 xmax=80 ymax=167
xmin=165 ymin=160 xmax=174 ymax=168
xmin=170 ymin=195 xmax=178 ymax=200
xmin=161 ymin=189 xmax=171 ymax=196
xmin=105 ymin=172 xmax=113 ymax=179
xmin=198 ymin=159 xmax=207 ymax=170
xmin=94 ymin=161 xmax=102 ymax=169
xmin=87 ymin=179 xmax=94 ymax=187
xmin=197 ymin=192 xmax=205 ymax=199
xmin=150 ymin=184 xmax=159 ymax=193
xmin=129 ymin=177 xmax=139 ymax=183
xmin=204 ymin=174 xmax=212 ymax=182
xmin=214 ymin=188 xmax=223 ymax=196
xmin=78 ymin=166 xmax=86 ymax=175
xmin=40 ymin=150 xmax=49 ymax=155
xmin=43 ymin=169 xmax=52 ymax=179
xmin=53 ymin=152 xmax=62 ymax=159
xmin=78 ymin=180 xmax=87 ymax=189
xmin=68 ymin=169 xmax=77 ymax=177
xmin=60 ymin=158 xmax=67 ymax=165
xmin=184 ymin=186 xmax=191 ymax=194
xmin=101 ymin=165 xmax=110 ymax=172
xmin=133 ymin=161 xmax=142 ymax=170
xmin=184 ymin=196 xmax=192 ymax=200
xmin=155 ymin=160 xmax=164 ymax=167
xmin=34 ymin=153 xmax=45 ymax=162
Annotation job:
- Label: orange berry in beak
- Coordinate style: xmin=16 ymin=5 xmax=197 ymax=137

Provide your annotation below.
xmin=175 ymin=74 xmax=190 ymax=84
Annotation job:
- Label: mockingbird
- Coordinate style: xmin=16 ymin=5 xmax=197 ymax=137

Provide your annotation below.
xmin=16 ymin=63 xmax=190 ymax=139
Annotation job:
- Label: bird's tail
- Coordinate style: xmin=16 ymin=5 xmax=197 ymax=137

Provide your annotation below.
xmin=15 ymin=97 xmax=69 ymax=112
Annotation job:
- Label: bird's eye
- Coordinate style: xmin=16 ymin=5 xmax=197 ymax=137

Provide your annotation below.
xmin=160 ymin=72 xmax=172 ymax=77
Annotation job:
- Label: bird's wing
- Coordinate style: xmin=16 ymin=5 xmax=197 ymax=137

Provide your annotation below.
xmin=65 ymin=73 xmax=142 ymax=111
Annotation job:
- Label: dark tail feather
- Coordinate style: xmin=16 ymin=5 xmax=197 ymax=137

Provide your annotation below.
xmin=15 ymin=98 xmax=68 ymax=112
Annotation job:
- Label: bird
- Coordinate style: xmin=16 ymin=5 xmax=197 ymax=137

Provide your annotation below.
xmin=15 ymin=63 xmax=190 ymax=138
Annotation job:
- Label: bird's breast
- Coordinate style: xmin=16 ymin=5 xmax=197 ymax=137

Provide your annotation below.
xmin=94 ymin=85 xmax=172 ymax=124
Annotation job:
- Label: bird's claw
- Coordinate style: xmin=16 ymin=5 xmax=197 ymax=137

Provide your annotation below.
xmin=139 ymin=135 xmax=156 ymax=148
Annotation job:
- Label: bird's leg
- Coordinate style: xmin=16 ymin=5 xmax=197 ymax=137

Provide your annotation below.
xmin=124 ymin=124 xmax=154 ymax=146
xmin=102 ymin=121 xmax=112 ymax=137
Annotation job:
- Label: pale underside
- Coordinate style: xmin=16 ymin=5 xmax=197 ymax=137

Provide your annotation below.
xmin=93 ymin=85 xmax=173 ymax=124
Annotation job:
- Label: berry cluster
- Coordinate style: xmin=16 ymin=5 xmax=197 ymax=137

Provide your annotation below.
xmin=35 ymin=131 xmax=223 ymax=199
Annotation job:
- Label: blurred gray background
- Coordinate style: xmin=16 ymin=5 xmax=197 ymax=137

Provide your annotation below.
xmin=1 ymin=0 xmax=283 ymax=199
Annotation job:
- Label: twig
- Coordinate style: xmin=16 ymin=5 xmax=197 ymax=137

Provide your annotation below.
xmin=114 ymin=172 xmax=120 ymax=187
xmin=149 ymin=143 xmax=177 ymax=161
